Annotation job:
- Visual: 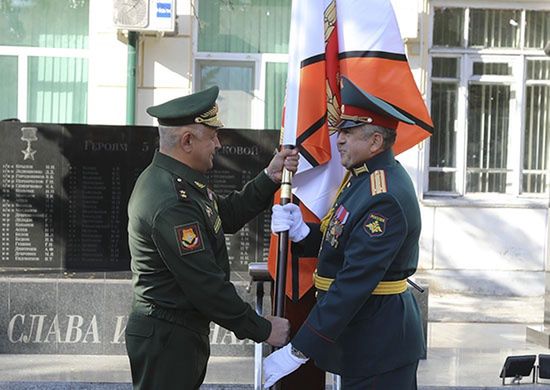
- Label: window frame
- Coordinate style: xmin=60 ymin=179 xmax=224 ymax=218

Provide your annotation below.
xmin=0 ymin=46 xmax=88 ymax=122
xmin=192 ymin=3 xmax=289 ymax=130
xmin=425 ymin=1 xmax=550 ymax=204
xmin=193 ymin=52 xmax=288 ymax=129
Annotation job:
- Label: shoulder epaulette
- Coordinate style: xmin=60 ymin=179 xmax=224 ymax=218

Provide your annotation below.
xmin=173 ymin=177 xmax=190 ymax=201
xmin=370 ymin=169 xmax=387 ymax=195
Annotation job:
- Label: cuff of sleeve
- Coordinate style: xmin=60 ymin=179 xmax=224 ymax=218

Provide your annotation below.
xmin=256 ymin=169 xmax=280 ymax=194
xmin=263 ymin=168 xmax=278 ymax=184
xmin=291 ymin=222 xmax=310 ymax=242
xmin=291 ymin=322 xmax=335 ymax=362
xmin=232 ymin=306 xmax=272 ymax=343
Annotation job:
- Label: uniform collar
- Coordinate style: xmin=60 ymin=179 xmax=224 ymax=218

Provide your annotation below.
xmin=350 ymin=148 xmax=395 ymax=176
xmin=153 ymin=151 xmax=209 ymax=193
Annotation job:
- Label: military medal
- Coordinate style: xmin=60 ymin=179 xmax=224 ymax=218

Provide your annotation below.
xmin=326 ymin=205 xmax=349 ymax=248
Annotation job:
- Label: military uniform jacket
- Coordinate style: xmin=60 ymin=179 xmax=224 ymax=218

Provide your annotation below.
xmin=291 ymin=149 xmax=425 ymax=376
xmin=127 ymin=151 xmax=278 ymax=342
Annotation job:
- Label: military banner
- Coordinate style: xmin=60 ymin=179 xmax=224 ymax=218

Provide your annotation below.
xmin=269 ymin=0 xmax=433 ymax=300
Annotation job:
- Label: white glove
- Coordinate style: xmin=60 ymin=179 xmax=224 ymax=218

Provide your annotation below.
xmin=263 ymin=343 xmax=308 ymax=388
xmin=271 ymin=204 xmax=310 ymax=242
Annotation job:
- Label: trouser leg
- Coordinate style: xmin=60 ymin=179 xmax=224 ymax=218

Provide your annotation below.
xmin=125 ymin=313 xmax=210 ymax=390
xmin=341 ymin=360 xmax=419 ymax=390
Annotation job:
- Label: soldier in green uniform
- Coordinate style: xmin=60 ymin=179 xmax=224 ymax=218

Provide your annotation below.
xmin=125 ymin=86 xmax=298 ymax=390
xmin=264 ymin=77 xmax=425 ymax=389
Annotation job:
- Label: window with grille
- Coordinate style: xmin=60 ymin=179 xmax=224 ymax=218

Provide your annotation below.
xmin=428 ymin=5 xmax=550 ymax=197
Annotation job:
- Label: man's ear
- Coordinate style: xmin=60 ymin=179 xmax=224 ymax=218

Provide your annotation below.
xmin=180 ymin=130 xmax=194 ymax=152
xmin=370 ymin=132 xmax=384 ymax=153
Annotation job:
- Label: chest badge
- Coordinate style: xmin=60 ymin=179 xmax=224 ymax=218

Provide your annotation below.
xmin=205 ymin=204 xmax=222 ymax=234
xmin=205 ymin=205 xmax=213 ymax=218
xmin=207 ymin=188 xmax=215 ymax=202
xmin=364 ymin=213 xmax=386 ymax=237
xmin=326 ymin=205 xmax=349 ymax=248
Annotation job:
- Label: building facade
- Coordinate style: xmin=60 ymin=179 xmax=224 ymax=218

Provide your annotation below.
xmin=1 ymin=0 xmax=549 ymax=296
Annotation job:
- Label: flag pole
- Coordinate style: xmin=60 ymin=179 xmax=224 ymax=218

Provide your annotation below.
xmin=274 ymin=156 xmax=293 ymax=320
xmin=271 ymin=148 xmax=293 ymax=390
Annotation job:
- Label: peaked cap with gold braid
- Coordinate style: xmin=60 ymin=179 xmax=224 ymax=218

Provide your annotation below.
xmin=146 ymin=86 xmax=224 ymax=128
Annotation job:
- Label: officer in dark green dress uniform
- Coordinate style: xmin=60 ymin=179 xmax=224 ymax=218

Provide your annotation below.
xmin=264 ymin=77 xmax=425 ymax=389
xmin=125 ymin=86 xmax=297 ymax=390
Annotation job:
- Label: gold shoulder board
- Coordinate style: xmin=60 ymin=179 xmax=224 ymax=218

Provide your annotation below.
xmin=370 ymin=170 xmax=387 ymax=195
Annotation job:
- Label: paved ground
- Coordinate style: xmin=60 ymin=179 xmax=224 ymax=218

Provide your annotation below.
xmin=0 ymin=294 xmax=548 ymax=389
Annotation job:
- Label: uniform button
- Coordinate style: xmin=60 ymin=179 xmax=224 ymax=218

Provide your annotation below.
xmin=177 ymin=178 xmax=182 ymax=182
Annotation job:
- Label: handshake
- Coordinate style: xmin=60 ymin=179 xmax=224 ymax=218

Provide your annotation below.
xmin=261 ymin=203 xmax=311 ymax=388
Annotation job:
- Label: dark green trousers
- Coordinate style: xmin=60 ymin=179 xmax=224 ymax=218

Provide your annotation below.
xmin=125 ymin=312 xmax=210 ymax=390
xmin=341 ymin=361 xmax=419 ymax=390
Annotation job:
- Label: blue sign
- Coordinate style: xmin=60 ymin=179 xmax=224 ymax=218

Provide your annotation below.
xmin=156 ymin=2 xmax=171 ymax=18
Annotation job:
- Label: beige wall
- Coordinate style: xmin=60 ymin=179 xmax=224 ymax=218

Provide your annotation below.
xmin=87 ymin=0 xmax=194 ymax=126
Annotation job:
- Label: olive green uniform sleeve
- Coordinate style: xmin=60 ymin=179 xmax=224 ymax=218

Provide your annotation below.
xmin=217 ymin=170 xmax=279 ymax=234
xmin=152 ymin=202 xmax=271 ymax=342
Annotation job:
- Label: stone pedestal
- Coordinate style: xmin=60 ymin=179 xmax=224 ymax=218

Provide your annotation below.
xmin=0 ymin=272 xmax=260 ymax=356
xmin=527 ymin=271 xmax=550 ymax=347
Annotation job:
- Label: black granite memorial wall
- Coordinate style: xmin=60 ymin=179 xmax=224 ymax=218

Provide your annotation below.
xmin=0 ymin=122 xmax=278 ymax=355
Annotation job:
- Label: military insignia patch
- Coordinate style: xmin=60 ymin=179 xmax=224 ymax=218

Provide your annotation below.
xmin=175 ymin=222 xmax=204 ymax=255
xmin=364 ymin=213 xmax=386 ymax=237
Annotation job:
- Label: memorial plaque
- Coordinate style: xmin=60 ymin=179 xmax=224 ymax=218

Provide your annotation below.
xmin=0 ymin=123 xmax=158 ymax=271
xmin=210 ymin=129 xmax=279 ymax=272
xmin=61 ymin=124 xmax=158 ymax=270
xmin=1 ymin=123 xmax=65 ymax=269
xmin=1 ymin=123 xmax=279 ymax=273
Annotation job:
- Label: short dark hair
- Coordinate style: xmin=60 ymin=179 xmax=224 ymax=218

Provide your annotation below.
xmin=361 ymin=124 xmax=396 ymax=150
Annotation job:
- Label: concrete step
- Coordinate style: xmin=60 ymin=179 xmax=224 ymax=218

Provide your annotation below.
xmin=0 ymin=383 xmax=547 ymax=389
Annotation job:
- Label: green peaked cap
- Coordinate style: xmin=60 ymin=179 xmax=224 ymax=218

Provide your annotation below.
xmin=146 ymin=86 xmax=224 ymax=127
